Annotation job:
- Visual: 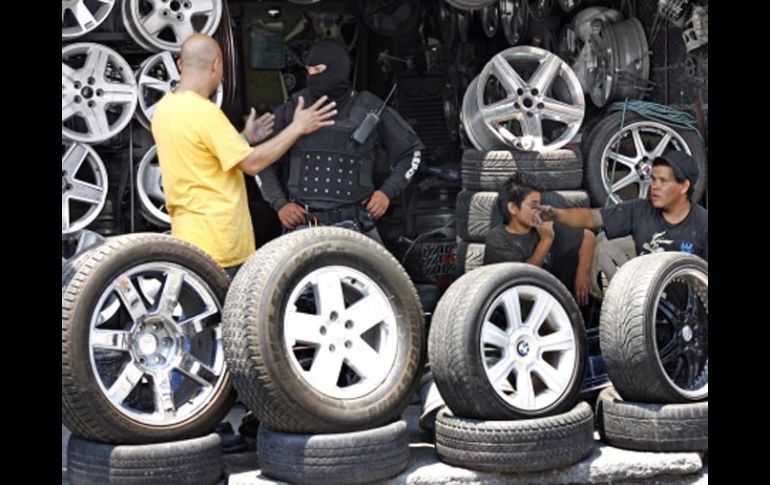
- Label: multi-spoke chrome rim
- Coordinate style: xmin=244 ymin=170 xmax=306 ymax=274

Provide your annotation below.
xmin=62 ymin=43 xmax=138 ymax=143
xmin=62 ymin=0 xmax=117 ymax=39
xmin=135 ymin=51 xmax=223 ymax=130
xmin=136 ymin=146 xmax=170 ymax=226
xmin=89 ymin=262 xmax=227 ymax=425
xmin=654 ymin=268 xmax=708 ymax=399
xmin=62 ymin=142 xmax=109 ymax=234
xmin=480 ymin=285 xmax=577 ymax=411
xmin=462 ymin=46 xmax=584 ymax=152
xmin=125 ymin=0 xmax=223 ymax=53
xmin=600 ymin=121 xmax=692 ymax=204
xmin=283 ymin=266 xmax=398 ymax=399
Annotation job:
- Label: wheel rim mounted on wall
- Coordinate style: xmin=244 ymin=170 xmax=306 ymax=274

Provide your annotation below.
xmin=135 ymin=51 xmax=223 ymax=131
xmin=62 ymin=43 xmax=138 ymax=144
xmin=62 ymin=142 xmax=109 ymax=235
xmin=123 ymin=0 xmax=223 ymax=53
xmin=62 ymin=0 xmax=117 ymax=40
xmin=136 ymin=146 xmax=171 ymax=227
xmin=585 ymin=111 xmax=707 ymax=206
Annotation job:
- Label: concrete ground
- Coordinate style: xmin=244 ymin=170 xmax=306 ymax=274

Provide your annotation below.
xmin=62 ymin=404 xmax=707 ymax=484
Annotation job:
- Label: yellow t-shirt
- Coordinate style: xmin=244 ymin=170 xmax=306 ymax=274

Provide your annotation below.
xmin=151 ymin=90 xmax=255 ymax=267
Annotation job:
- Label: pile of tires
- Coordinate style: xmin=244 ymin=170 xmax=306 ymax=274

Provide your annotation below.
xmin=425 ymin=263 xmax=595 ymax=473
xmin=596 ymin=252 xmax=708 ymax=453
xmin=222 ymin=228 xmax=424 ymax=483
xmin=62 ymin=233 xmax=233 ymax=484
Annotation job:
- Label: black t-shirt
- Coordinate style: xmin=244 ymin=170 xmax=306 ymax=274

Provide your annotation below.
xmin=483 ymin=223 xmax=585 ymax=291
xmin=600 ymin=199 xmax=708 ymax=260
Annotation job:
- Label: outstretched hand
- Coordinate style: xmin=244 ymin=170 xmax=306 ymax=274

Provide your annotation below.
xmin=244 ymin=108 xmax=275 ymax=144
xmin=292 ymin=95 xmax=337 ymax=135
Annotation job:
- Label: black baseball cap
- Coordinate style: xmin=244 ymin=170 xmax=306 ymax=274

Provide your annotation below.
xmin=653 ymin=150 xmax=699 ymax=185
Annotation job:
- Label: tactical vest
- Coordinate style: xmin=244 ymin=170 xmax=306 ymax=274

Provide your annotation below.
xmin=287 ymin=91 xmax=379 ymax=207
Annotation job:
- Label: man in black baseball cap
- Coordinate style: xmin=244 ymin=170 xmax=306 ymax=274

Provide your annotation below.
xmin=652 ymin=150 xmax=700 ymax=201
xmin=532 ymin=149 xmax=708 ymax=261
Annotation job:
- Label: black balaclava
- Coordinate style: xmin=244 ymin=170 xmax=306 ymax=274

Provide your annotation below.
xmin=305 ymin=39 xmax=351 ymax=100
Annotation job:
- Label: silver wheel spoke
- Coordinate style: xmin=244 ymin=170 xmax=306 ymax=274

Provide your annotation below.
xmin=538 ymin=331 xmax=574 ymax=353
xmin=651 ymin=133 xmax=673 ymax=158
xmin=176 ymin=353 xmax=218 ymax=387
xmin=138 ymin=73 xmax=172 ymax=94
xmin=69 ymin=179 xmax=104 ymax=205
xmin=308 ymin=346 xmax=345 ymax=391
xmin=85 ymin=107 xmax=111 ymax=140
xmin=487 ymin=356 xmax=516 ymax=387
xmin=62 ymin=143 xmax=89 ymax=173
xmin=345 ymin=340 xmax=387 ymax=381
xmin=157 ymin=269 xmax=185 ymax=317
xmin=172 ymin=21 xmax=196 ymax=43
xmin=72 ymin=2 xmax=98 ymax=31
xmin=482 ymin=323 xmax=511 ymax=349
xmin=481 ymin=97 xmax=518 ymax=123
xmin=62 ymin=64 xmax=78 ymax=84
xmin=490 ymin=55 xmax=527 ymax=95
xmin=102 ymin=83 xmax=137 ymax=105
xmin=142 ymin=12 xmax=167 ymax=36
xmin=91 ymin=329 xmax=131 ymax=352
xmin=533 ymin=360 xmax=566 ymax=391
xmin=284 ymin=311 xmax=326 ymax=345
xmin=178 ymin=307 xmax=218 ymax=338
xmin=342 ymin=296 xmax=388 ymax=336
xmin=515 ymin=368 xmax=536 ymax=408
xmin=541 ymin=97 xmax=583 ymax=124
xmin=115 ymin=276 xmax=150 ymax=323
xmin=631 ymin=127 xmax=647 ymax=157
xmin=502 ymin=289 xmax=523 ymax=332
xmin=62 ymin=100 xmax=80 ymax=122
xmin=520 ymin=113 xmax=544 ymax=148
xmin=153 ymin=371 xmax=176 ymax=420
xmin=525 ymin=292 xmax=553 ymax=332
xmin=606 ymin=150 xmax=638 ymax=169
xmin=190 ymin=0 xmax=216 ymax=15
xmin=530 ymin=53 xmax=561 ymax=94
xmin=315 ymin=271 xmax=345 ymax=316
xmin=84 ymin=47 xmax=109 ymax=79
xmin=108 ymin=363 xmax=144 ymax=404
xmin=611 ymin=172 xmax=640 ymax=194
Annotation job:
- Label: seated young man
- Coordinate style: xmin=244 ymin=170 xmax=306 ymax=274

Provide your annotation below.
xmin=483 ymin=175 xmax=596 ymax=305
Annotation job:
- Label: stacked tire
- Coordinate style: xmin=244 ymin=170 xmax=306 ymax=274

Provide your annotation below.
xmin=222 ymin=228 xmax=424 ymax=483
xmin=596 ymin=252 xmax=708 ymax=453
xmin=426 ymin=263 xmax=595 ymax=473
xmin=456 ymin=148 xmax=589 ymax=275
xmin=62 ymin=234 xmax=233 ymax=484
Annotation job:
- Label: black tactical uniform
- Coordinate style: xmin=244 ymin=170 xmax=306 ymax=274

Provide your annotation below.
xmin=257 ymin=40 xmax=423 ymax=236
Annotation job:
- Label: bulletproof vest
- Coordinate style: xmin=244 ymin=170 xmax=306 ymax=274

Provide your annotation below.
xmin=287 ymin=91 xmax=379 ymax=207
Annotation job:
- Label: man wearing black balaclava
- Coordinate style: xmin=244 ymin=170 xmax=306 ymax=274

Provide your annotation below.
xmin=257 ymin=39 xmax=424 ymax=241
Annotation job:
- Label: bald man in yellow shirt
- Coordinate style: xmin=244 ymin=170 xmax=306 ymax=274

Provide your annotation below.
xmin=152 ymin=34 xmax=337 ymax=275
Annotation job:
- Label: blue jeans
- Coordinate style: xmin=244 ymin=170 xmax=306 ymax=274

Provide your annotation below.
xmin=224 ymin=264 xmax=242 ymax=279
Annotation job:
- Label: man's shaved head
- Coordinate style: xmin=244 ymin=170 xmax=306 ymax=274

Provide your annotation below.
xmin=180 ymin=34 xmax=221 ymax=70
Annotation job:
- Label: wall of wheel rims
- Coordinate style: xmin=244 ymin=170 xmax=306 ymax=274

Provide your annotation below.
xmin=62 ymin=0 xmax=707 ymax=262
